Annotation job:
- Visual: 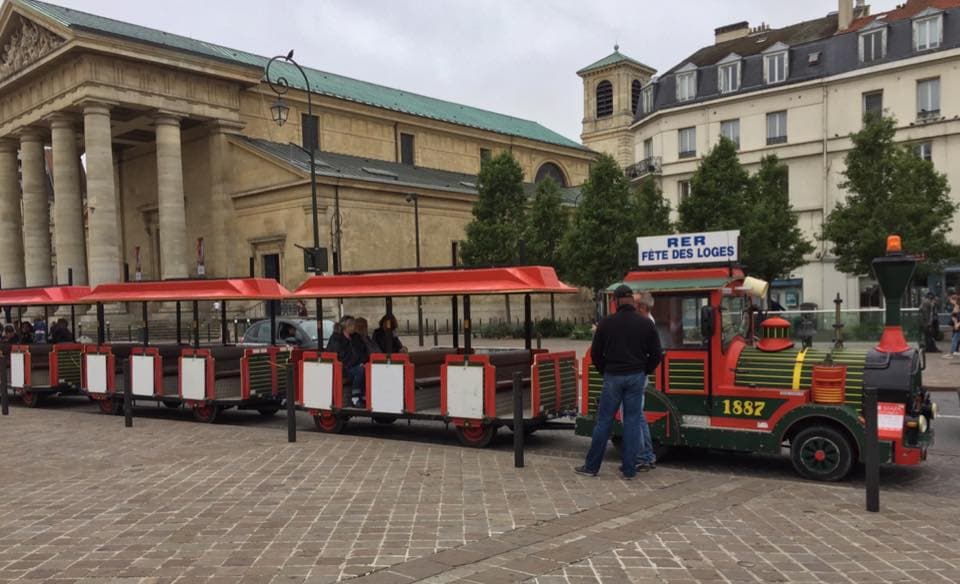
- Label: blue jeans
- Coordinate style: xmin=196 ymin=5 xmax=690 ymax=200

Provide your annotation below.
xmin=636 ymin=390 xmax=655 ymax=466
xmin=584 ymin=371 xmax=646 ymax=477
xmin=951 ymin=330 xmax=960 ymax=353
xmin=345 ymin=364 xmax=365 ymax=402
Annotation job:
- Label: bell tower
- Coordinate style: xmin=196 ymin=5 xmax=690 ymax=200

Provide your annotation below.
xmin=578 ymin=45 xmax=656 ymax=167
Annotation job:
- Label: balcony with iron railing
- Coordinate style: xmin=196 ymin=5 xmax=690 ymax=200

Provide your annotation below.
xmin=625 ymin=156 xmax=662 ymax=180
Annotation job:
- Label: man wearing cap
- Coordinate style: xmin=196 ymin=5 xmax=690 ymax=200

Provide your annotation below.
xmin=576 ymin=284 xmax=662 ymax=480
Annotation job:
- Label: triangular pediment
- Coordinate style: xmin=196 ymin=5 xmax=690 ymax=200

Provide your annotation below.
xmin=0 ymin=4 xmax=70 ymax=81
xmin=762 ymin=41 xmax=790 ymax=54
xmin=717 ymin=52 xmax=742 ymax=65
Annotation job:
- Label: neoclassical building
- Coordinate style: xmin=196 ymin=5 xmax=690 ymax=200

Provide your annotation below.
xmin=0 ymin=0 xmax=594 ymax=321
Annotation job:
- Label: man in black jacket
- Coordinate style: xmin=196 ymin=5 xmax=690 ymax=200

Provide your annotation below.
xmin=576 ymin=285 xmax=662 ymax=480
xmin=325 ymin=316 xmax=366 ymax=407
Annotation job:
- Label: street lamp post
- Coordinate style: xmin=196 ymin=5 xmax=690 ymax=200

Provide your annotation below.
xmin=407 ymin=193 xmax=424 ymax=346
xmin=265 ymin=49 xmax=334 ymax=340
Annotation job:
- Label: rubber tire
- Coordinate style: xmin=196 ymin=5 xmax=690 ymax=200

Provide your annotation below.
xmin=162 ymin=400 xmax=181 ymax=409
xmin=790 ymin=426 xmax=854 ymax=482
xmin=98 ymin=398 xmax=122 ymax=415
xmin=372 ymin=416 xmax=397 ymax=425
xmin=455 ymin=424 xmax=497 ymax=448
xmin=20 ymin=390 xmax=41 ymax=408
xmin=314 ymin=412 xmax=346 ymax=434
xmin=192 ymin=404 xmax=222 ymax=424
xmin=257 ymin=406 xmax=281 ymax=417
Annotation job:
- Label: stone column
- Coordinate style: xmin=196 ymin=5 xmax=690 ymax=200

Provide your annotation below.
xmin=208 ymin=122 xmax=236 ymax=277
xmin=0 ymin=139 xmax=25 ymax=289
xmin=50 ymin=114 xmax=87 ymax=286
xmin=83 ymin=102 xmax=121 ymax=287
xmin=20 ymin=130 xmax=52 ymax=287
xmin=154 ymin=114 xmax=188 ymax=279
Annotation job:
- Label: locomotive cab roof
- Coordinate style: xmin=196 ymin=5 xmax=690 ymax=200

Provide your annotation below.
xmin=607 ymin=266 xmax=745 ymax=294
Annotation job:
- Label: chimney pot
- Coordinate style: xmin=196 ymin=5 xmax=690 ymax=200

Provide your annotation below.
xmin=714 ymin=21 xmax=750 ymax=44
xmin=838 ymin=0 xmax=854 ymax=31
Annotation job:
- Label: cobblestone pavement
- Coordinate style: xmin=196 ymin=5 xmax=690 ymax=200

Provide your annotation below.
xmin=1 ymin=402 xmax=959 ymax=584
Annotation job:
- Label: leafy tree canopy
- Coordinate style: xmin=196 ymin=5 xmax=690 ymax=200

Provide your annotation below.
xmin=633 ymin=176 xmax=673 ymax=236
xmin=460 ymin=151 xmax=527 ymax=266
xmin=524 ymin=177 xmax=569 ymax=268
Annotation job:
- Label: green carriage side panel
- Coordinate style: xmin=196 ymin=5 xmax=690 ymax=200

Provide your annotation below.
xmin=247 ymin=352 xmax=283 ymax=397
xmin=275 ymin=351 xmax=292 ymax=397
xmin=55 ymin=349 xmax=83 ymax=386
xmin=667 ymin=359 xmax=705 ymax=391
xmin=557 ymin=356 xmax=578 ymax=412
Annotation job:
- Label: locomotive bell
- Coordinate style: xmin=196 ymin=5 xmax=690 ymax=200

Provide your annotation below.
xmin=871 ymin=235 xmax=917 ymax=353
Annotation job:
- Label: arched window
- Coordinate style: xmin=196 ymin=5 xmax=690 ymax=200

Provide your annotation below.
xmin=631 ymin=79 xmax=642 ymax=114
xmin=535 ymin=162 xmax=567 ymax=187
xmin=596 ymin=80 xmax=613 ymax=118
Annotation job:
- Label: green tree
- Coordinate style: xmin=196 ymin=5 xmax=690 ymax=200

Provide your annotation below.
xmin=460 ymin=151 xmax=527 ymax=266
xmin=560 ymin=154 xmax=637 ymax=292
xmin=822 ymin=113 xmax=958 ymax=276
xmin=741 ymin=155 xmax=815 ymax=284
xmin=524 ymin=177 xmax=568 ymax=267
xmin=678 ymin=137 xmax=751 ymax=232
xmin=633 ymin=176 xmax=673 ymax=236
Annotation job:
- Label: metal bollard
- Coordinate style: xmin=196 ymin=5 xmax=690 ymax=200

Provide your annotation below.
xmin=513 ymin=371 xmax=524 ymax=468
xmin=433 ymin=322 xmax=439 ymax=347
xmin=106 ymin=322 xmax=112 ymax=342
xmin=536 ymin=333 xmax=542 ymax=350
xmin=286 ymin=363 xmax=296 ymax=443
xmin=123 ymin=358 xmax=133 ymax=428
xmin=863 ymin=386 xmax=879 ymax=512
xmin=1 ymin=352 xmax=9 ymax=416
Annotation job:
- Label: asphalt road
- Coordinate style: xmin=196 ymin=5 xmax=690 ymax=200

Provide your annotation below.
xmin=12 ymin=388 xmax=959 ymax=499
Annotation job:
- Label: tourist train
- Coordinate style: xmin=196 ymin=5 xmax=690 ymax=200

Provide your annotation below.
xmin=0 ymin=236 xmax=937 ymax=481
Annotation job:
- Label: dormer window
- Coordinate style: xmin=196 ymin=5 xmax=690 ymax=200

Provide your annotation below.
xmin=675 ymin=63 xmax=697 ymax=102
xmin=762 ymin=43 xmax=789 ymax=84
xmin=914 ymin=9 xmax=943 ymax=51
xmin=859 ymin=22 xmax=887 ymax=63
xmin=717 ymin=53 xmax=741 ymax=94
xmin=641 ymin=84 xmax=654 ymax=113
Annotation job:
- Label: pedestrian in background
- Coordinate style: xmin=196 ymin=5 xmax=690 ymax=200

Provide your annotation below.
xmin=919 ymin=292 xmax=939 ymax=352
xmin=576 ymin=285 xmax=662 ymax=480
xmin=944 ymin=295 xmax=960 ymax=359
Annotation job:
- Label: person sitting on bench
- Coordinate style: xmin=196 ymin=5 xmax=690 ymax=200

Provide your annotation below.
xmin=373 ymin=314 xmax=406 ymax=354
xmin=325 ymin=316 xmax=366 ymax=407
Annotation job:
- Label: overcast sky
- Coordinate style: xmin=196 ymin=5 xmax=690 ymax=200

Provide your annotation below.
xmin=52 ymin=0 xmax=902 ymax=142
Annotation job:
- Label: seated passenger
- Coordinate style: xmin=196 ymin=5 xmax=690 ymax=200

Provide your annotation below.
xmin=352 ymin=318 xmax=380 ymax=363
xmin=49 ymin=319 xmax=75 ymax=344
xmin=18 ymin=322 xmax=34 ymax=344
xmin=278 ymin=322 xmax=298 ymax=345
xmin=325 ymin=316 xmax=366 ymax=407
xmin=372 ymin=314 xmax=406 ymax=354
xmin=1 ymin=324 xmax=18 ymax=344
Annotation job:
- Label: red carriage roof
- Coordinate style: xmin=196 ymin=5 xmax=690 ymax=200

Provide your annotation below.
xmin=82 ymin=278 xmax=291 ymax=302
xmin=293 ymin=267 xmax=577 ymax=298
xmin=0 ymin=286 xmax=92 ymax=306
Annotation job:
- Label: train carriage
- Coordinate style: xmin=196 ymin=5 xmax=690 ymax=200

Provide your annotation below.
xmin=0 ymin=285 xmax=89 ymax=407
xmin=291 ymin=266 xmax=580 ymax=446
xmin=577 ymin=234 xmax=937 ymax=481
xmin=80 ymin=278 xmax=294 ymax=421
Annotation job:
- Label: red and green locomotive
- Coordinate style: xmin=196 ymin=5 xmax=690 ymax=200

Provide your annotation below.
xmin=576 ymin=235 xmax=936 ymax=481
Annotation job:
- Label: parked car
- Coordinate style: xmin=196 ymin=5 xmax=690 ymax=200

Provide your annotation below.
xmin=241 ymin=318 xmax=335 ymax=349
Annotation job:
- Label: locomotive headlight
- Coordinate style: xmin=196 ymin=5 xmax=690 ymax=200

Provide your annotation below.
xmin=918 ymin=415 xmax=928 ymax=433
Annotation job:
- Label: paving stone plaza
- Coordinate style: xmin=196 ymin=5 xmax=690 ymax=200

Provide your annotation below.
xmin=0 ymin=391 xmax=958 ymax=584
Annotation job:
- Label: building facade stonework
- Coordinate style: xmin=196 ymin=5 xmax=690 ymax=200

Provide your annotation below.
xmin=581 ymin=0 xmax=960 ymax=309
xmin=0 ymin=0 xmax=595 ymax=323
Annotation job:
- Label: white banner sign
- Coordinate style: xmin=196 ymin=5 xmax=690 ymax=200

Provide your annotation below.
xmin=637 ymin=230 xmax=740 ymax=266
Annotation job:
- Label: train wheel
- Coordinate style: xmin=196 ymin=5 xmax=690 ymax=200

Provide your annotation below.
xmin=314 ymin=412 xmax=346 ymax=433
xmin=455 ymin=424 xmax=496 ymax=448
xmin=192 ymin=404 xmax=221 ymax=424
xmin=257 ymin=406 xmax=281 ymax=417
xmin=20 ymin=390 xmax=41 ymax=408
xmin=791 ymin=426 xmax=853 ymax=482
xmin=98 ymin=398 xmax=122 ymax=415
xmin=372 ymin=416 xmax=397 ymax=425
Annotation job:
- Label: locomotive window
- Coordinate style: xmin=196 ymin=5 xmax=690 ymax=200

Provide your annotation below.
xmin=721 ymin=295 xmax=748 ymax=347
xmin=650 ymin=294 xmax=709 ymax=348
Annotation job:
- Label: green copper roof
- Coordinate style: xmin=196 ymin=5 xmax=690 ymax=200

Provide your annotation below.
xmin=18 ymin=0 xmax=588 ymax=151
xmin=577 ymin=49 xmax=655 ymax=75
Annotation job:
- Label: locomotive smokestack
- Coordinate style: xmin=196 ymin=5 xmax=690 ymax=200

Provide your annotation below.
xmin=871 ymin=235 xmax=916 ymax=353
